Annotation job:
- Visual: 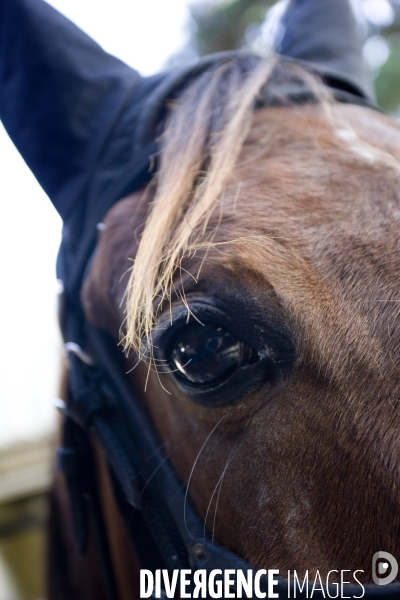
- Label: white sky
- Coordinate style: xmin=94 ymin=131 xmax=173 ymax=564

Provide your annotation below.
xmin=0 ymin=0 xmax=193 ymax=447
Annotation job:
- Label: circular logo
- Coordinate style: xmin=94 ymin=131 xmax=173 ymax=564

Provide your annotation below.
xmin=372 ymin=551 xmax=398 ymax=585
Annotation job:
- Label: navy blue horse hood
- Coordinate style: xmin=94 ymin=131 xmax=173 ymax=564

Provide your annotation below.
xmin=0 ymin=0 xmax=374 ymax=293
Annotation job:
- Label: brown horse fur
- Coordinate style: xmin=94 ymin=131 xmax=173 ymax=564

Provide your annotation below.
xmin=50 ymin=65 xmax=400 ymax=596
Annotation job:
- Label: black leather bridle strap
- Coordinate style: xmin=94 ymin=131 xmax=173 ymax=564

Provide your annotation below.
xmin=58 ymin=416 xmax=119 ymax=600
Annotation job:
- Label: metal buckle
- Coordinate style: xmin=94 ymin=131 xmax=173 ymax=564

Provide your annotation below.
xmin=64 ymin=342 xmax=95 ymax=366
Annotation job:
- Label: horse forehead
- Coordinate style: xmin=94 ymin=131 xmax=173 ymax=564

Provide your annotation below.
xmin=193 ymin=106 xmax=400 ymax=374
xmin=218 ymin=107 xmax=400 ymax=299
xmin=224 ymin=105 xmax=400 ymax=236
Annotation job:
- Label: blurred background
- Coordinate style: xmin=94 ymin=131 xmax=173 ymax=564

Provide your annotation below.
xmin=1 ymin=0 xmax=400 ymax=598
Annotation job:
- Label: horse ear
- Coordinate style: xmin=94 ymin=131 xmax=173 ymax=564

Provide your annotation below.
xmin=273 ymin=0 xmax=375 ymax=101
xmin=0 ymin=0 xmax=151 ymax=232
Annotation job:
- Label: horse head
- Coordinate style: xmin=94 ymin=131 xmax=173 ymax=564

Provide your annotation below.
xmin=82 ymin=59 xmax=400 ymax=586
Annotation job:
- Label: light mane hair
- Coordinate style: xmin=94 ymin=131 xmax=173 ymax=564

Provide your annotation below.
xmin=124 ymin=57 xmax=331 ymax=357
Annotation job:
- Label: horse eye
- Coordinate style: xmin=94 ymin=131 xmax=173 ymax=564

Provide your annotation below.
xmin=167 ymin=323 xmax=254 ymax=386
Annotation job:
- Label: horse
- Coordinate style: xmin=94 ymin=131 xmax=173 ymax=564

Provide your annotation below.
xmin=2 ymin=0 xmax=400 ymax=599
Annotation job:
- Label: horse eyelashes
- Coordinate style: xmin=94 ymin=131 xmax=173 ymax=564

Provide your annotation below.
xmin=152 ymin=300 xmax=288 ymax=408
